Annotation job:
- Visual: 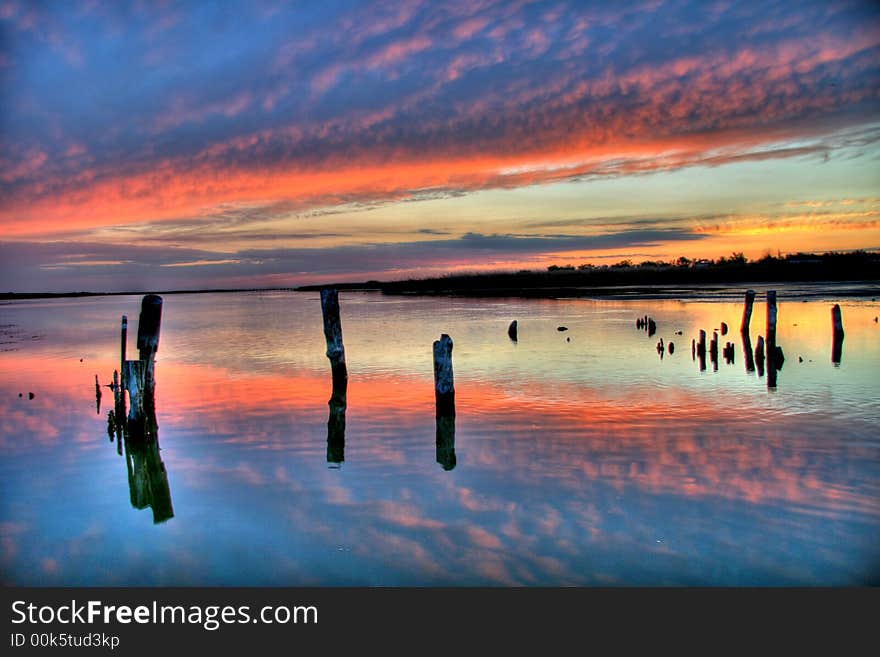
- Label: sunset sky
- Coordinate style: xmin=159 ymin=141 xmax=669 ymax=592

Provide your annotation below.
xmin=1 ymin=0 xmax=879 ymax=292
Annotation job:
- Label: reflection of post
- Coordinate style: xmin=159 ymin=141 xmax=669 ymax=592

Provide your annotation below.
xmin=741 ymin=289 xmax=755 ymax=334
xmin=436 ymin=415 xmax=456 ymax=470
xmin=755 ymin=336 xmax=765 ymax=377
xmin=433 ymin=334 xmax=455 ymax=417
xmin=136 ymin=295 xmax=163 ymax=403
xmin=327 ymin=388 xmax=346 ymax=465
xmin=697 ymin=330 xmax=706 ymax=371
xmin=831 ymin=304 xmax=844 ymax=366
xmin=122 ymin=360 xmax=147 ymax=431
xmin=95 ymin=374 xmax=102 ymax=415
xmin=766 ymin=291 xmax=778 ymax=388
xmin=320 ymin=290 xmax=348 ymax=389
xmin=742 ymin=332 xmax=755 ymax=373
xmin=123 ymin=406 xmax=174 ymax=524
xmin=709 ymin=331 xmax=719 ymax=371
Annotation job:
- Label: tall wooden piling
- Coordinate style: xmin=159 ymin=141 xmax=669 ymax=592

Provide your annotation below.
xmin=741 ymin=289 xmax=756 ymax=334
xmin=831 ymin=304 xmax=844 ymax=365
xmin=766 ymin=291 xmax=777 ymax=353
xmin=766 ymin=291 xmax=778 ymax=388
xmin=320 ymin=289 xmax=348 ymax=389
xmin=508 ymin=320 xmax=518 ymax=342
xmin=433 ymin=334 xmax=455 ymax=417
xmin=136 ymin=295 xmax=162 ymax=396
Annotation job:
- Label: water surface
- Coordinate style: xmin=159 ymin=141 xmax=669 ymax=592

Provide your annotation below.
xmin=1 ymin=288 xmax=878 ymax=585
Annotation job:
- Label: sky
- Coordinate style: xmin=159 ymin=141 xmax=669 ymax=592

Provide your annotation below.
xmin=1 ymin=0 xmax=879 ymax=292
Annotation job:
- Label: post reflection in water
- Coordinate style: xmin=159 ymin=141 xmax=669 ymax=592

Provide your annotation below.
xmin=741 ymin=332 xmax=755 ymax=373
xmin=107 ymin=374 xmax=174 ymax=524
xmin=327 ymin=382 xmax=347 ymax=466
xmin=435 ymin=415 xmax=456 ymax=471
xmin=2 ymin=290 xmax=878 ymax=586
xmin=123 ymin=408 xmax=174 ymax=525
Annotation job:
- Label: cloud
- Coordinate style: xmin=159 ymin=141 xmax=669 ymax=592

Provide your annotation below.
xmin=1 ymin=0 xmax=879 ymax=238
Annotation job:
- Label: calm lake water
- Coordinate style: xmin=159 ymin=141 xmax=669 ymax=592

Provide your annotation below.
xmin=1 ymin=287 xmax=878 ymax=585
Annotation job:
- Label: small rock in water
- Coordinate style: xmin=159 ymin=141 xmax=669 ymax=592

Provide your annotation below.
xmin=668 ymin=342 xmax=675 ymax=354
xmin=798 ymin=356 xmax=803 ymax=363
xmin=18 ymin=393 xmax=22 ymax=398
xmin=28 ymin=392 xmax=34 ymax=400
xmin=566 ymin=337 xmax=570 ymax=342
xmin=557 ymin=326 xmax=568 ymax=331
xmin=79 ymin=358 xmax=83 ymax=362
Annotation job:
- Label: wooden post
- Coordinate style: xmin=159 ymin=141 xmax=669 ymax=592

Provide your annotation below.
xmin=120 ymin=315 xmax=127 ymax=375
xmin=112 ymin=369 xmax=124 ymax=447
xmin=697 ymin=330 xmax=706 ymax=371
xmin=766 ymin=291 xmax=778 ymax=388
xmin=766 ymin=291 xmax=777 ymax=354
xmin=320 ymin=290 xmax=348 ymax=388
xmin=508 ymin=320 xmax=518 ymax=342
xmin=831 ymin=304 xmax=844 ymax=365
xmin=136 ymin=295 xmax=162 ymax=396
xmin=741 ymin=289 xmax=755 ymax=334
xmin=124 ymin=360 xmax=146 ymax=434
xmin=433 ymin=334 xmax=455 ymax=417
xmin=709 ymin=331 xmax=718 ymax=370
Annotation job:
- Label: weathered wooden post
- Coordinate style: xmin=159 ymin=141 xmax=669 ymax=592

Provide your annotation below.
xmin=124 ymin=359 xmax=146 ymax=437
xmin=697 ymin=329 xmax=707 ymax=371
xmin=831 ymin=304 xmax=844 ymax=365
xmin=766 ymin=291 xmax=778 ymax=388
xmin=320 ymin=290 xmax=348 ymax=389
xmin=741 ymin=289 xmax=755 ymax=334
xmin=508 ymin=320 xmax=518 ymax=342
xmin=120 ymin=315 xmax=127 ymax=375
xmin=136 ymin=295 xmax=162 ymax=398
xmin=319 ymin=289 xmax=348 ymax=464
xmin=112 ymin=369 xmax=124 ymax=448
xmin=709 ymin=331 xmax=719 ymax=370
xmin=433 ymin=333 xmax=456 ymax=469
xmin=433 ymin=334 xmax=455 ymax=417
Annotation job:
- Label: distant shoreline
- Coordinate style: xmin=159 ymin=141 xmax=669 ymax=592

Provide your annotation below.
xmin=4 ymin=251 xmax=880 ymax=301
